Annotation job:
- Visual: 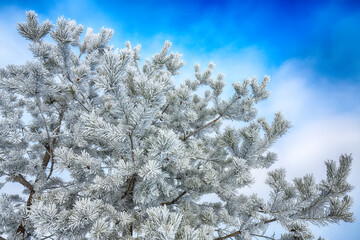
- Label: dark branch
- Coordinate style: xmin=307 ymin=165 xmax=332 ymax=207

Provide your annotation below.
xmin=129 ymin=134 xmax=135 ymax=165
xmin=182 ymin=96 xmax=240 ymax=141
xmin=161 ymin=104 xmax=169 ymax=115
xmin=250 ymin=233 xmax=275 ymax=240
xmin=214 ymin=218 xmax=277 ymax=240
xmin=47 ymin=103 xmax=65 ymax=180
xmin=161 ymin=191 xmax=187 ymax=206
xmin=121 ymin=173 xmax=137 ymax=199
xmin=264 ymin=218 xmax=277 ymax=224
xmin=13 ymin=174 xmax=33 ymax=191
xmin=182 ymin=115 xmax=222 ymax=141
xmin=214 ymin=229 xmax=242 ymax=240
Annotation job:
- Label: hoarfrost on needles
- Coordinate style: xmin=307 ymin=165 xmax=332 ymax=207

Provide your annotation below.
xmin=0 ymin=11 xmax=354 ymax=240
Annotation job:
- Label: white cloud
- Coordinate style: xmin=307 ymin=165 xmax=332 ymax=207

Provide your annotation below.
xmin=265 ymin=59 xmax=360 ymax=186
xmin=256 ymin=58 xmax=360 ymax=238
xmin=274 ymin=114 xmax=360 ymax=176
xmin=264 ymin=59 xmax=316 ymax=120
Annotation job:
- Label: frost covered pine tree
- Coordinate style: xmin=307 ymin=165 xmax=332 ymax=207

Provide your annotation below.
xmin=0 ymin=11 xmax=354 ymax=240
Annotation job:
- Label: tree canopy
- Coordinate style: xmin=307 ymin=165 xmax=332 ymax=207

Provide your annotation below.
xmin=0 ymin=11 xmax=354 ymax=240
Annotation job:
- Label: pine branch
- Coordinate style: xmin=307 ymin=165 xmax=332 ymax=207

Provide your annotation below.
xmin=1 ymin=160 xmax=35 ymax=236
xmin=250 ymin=233 xmax=275 ymax=240
xmin=128 ymin=111 xmax=139 ymax=164
xmin=129 ymin=134 xmax=135 ymax=165
xmin=161 ymin=104 xmax=169 ymax=115
xmin=16 ymin=103 xmax=66 ymax=236
xmin=60 ymin=44 xmax=74 ymax=83
xmin=41 ymin=144 xmax=51 ymax=170
xmin=120 ymin=172 xmax=137 ymax=236
xmin=36 ymin=97 xmax=51 ymax=144
xmin=39 ymin=235 xmax=55 ymax=240
xmin=214 ymin=218 xmax=277 ymax=240
xmin=13 ymin=174 xmax=33 ymax=191
xmin=214 ymin=229 xmax=242 ymax=240
xmin=135 ymin=61 xmax=142 ymax=75
xmin=264 ymin=218 xmax=277 ymax=224
xmin=121 ymin=173 xmax=137 ymax=199
xmin=182 ymin=115 xmax=222 ymax=141
xmin=47 ymin=155 xmax=55 ymax=180
xmin=160 ymin=191 xmax=187 ymax=206
xmin=2 ymin=170 xmax=33 ymax=193
xmin=78 ymin=92 xmax=92 ymax=112
xmin=74 ymin=97 xmax=90 ymax=112
xmin=47 ymin=103 xmax=65 ymax=180
xmin=16 ymin=187 xmax=35 ymax=237
xmin=182 ymin=96 xmax=240 ymax=141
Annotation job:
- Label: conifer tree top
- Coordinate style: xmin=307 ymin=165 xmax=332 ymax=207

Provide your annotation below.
xmin=0 ymin=11 xmax=354 ymax=240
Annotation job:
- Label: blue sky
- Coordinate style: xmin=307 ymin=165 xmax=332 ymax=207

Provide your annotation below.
xmin=0 ymin=0 xmax=359 ymax=239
